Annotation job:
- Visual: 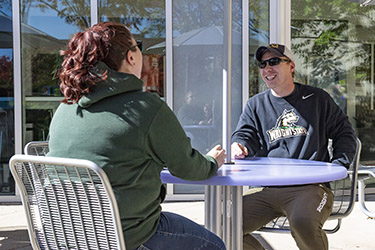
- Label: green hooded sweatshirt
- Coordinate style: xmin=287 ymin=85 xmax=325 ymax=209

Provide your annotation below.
xmin=47 ymin=62 xmax=218 ymax=250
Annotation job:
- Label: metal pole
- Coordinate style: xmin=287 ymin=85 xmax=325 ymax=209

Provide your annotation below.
xmin=205 ymin=185 xmax=212 ymax=229
xmin=232 ymin=186 xmax=243 ymax=250
xmin=223 ymin=0 xmax=233 ymax=163
xmin=211 ymin=186 xmax=223 ymax=237
xmin=223 ymin=186 xmax=232 ymax=248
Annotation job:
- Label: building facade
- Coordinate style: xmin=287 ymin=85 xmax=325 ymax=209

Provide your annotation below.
xmin=0 ymin=0 xmax=374 ymax=202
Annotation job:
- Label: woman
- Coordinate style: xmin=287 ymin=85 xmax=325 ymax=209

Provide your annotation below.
xmin=48 ymin=22 xmax=227 ymax=250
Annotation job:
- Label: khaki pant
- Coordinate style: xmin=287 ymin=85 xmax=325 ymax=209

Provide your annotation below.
xmin=243 ymin=184 xmax=333 ymax=250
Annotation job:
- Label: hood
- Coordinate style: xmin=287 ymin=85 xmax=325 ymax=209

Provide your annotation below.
xmin=78 ymin=61 xmax=143 ymax=108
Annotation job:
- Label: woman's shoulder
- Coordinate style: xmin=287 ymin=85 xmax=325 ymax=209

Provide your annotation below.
xmin=114 ymin=91 xmax=168 ymax=117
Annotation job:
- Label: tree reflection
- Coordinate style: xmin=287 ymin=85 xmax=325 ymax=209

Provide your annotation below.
xmin=0 ymin=56 xmax=13 ymax=96
xmin=99 ymin=0 xmax=165 ymax=37
xmin=292 ymin=0 xmax=374 ymax=83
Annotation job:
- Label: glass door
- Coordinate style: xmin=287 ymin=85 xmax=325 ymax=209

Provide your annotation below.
xmin=291 ymin=0 xmax=375 ymax=164
xmin=20 ymin=0 xmax=90 ymax=145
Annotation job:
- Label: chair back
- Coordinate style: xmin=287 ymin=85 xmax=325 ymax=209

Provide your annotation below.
xmin=9 ymin=154 xmax=126 ymax=250
xmin=259 ymin=137 xmax=362 ymax=234
xmin=329 ymin=137 xmax=361 ymax=219
xmin=24 ymin=141 xmax=49 ymax=156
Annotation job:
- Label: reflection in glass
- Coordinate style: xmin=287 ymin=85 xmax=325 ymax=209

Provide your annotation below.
xmin=172 ymin=0 xmax=244 ymax=194
xmin=173 ymin=0 xmax=242 ymax=156
xmin=99 ymin=0 xmax=166 ymax=97
xmin=0 ymin=6 xmax=14 ymax=194
xmin=249 ymin=0 xmax=269 ymax=97
xmin=291 ymin=0 xmax=375 ymax=164
xmin=20 ymin=0 xmax=90 ymax=145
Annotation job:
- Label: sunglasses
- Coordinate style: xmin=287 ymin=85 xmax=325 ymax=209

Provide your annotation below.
xmin=257 ymin=57 xmax=291 ymax=69
xmin=127 ymin=40 xmax=143 ymax=54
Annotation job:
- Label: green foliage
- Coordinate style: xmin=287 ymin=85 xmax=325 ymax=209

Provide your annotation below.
xmin=291 ymin=1 xmax=375 ymax=85
xmin=0 ymin=56 xmax=13 ymax=96
xmin=249 ymin=0 xmax=269 ymax=40
xmin=99 ymin=0 xmax=165 ymax=37
xmin=30 ymin=51 xmax=61 ymax=96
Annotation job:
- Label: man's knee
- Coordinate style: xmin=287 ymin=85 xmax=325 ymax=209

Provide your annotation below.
xmin=290 ymin=216 xmax=320 ymax=235
xmin=290 ymin=217 xmax=328 ymax=250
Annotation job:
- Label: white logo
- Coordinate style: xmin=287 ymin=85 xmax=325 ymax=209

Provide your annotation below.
xmin=317 ymin=192 xmax=328 ymax=213
xmin=266 ymin=109 xmax=308 ymax=143
xmin=302 ymin=93 xmax=314 ymax=100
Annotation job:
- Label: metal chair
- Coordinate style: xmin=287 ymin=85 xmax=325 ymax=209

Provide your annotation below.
xmin=9 ymin=154 xmax=126 ymax=250
xmin=258 ymin=138 xmax=362 ymax=234
xmin=357 ymin=164 xmax=375 ymax=218
xmin=24 ymin=141 xmax=49 ymax=156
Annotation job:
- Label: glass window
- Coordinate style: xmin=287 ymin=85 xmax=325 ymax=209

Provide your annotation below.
xmin=99 ymin=0 xmax=166 ymax=97
xmin=249 ymin=0 xmax=269 ymax=97
xmin=20 ymin=0 xmax=90 ymax=147
xmin=172 ymin=0 xmax=244 ymax=194
xmin=291 ymin=1 xmax=375 ymax=164
xmin=0 ymin=4 xmax=15 ymax=195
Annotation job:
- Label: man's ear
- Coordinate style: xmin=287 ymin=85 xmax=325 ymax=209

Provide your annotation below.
xmin=290 ymin=61 xmax=295 ymax=73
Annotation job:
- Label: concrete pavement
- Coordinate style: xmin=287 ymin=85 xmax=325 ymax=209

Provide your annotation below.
xmin=161 ymin=201 xmax=375 ymax=250
xmin=0 ymin=201 xmax=374 ymax=250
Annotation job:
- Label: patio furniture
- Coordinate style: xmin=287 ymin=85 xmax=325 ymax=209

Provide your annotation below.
xmin=357 ymin=164 xmax=375 ymax=218
xmin=258 ymin=137 xmax=362 ymax=234
xmin=9 ymin=154 xmax=126 ymax=250
xmin=24 ymin=140 xmax=49 ymax=156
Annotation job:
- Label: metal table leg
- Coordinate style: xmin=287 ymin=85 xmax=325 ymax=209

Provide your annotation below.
xmin=231 ymin=186 xmax=243 ymax=250
xmin=205 ymin=185 xmax=243 ymax=250
xmin=206 ymin=185 xmax=223 ymax=237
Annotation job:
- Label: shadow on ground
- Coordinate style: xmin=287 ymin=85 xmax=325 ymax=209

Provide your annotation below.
xmin=0 ymin=229 xmax=276 ymax=250
xmin=0 ymin=230 xmax=32 ymax=250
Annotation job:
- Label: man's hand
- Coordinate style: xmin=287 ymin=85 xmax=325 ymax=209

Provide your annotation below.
xmin=206 ymin=145 xmax=226 ymax=167
xmin=231 ymin=142 xmax=248 ymax=159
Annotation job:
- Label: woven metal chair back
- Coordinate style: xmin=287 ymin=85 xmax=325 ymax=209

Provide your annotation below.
xmin=259 ymin=138 xmax=362 ymax=234
xmin=24 ymin=141 xmax=49 ymax=156
xmin=330 ymin=138 xmax=361 ymax=219
xmin=9 ymin=154 xmax=126 ymax=250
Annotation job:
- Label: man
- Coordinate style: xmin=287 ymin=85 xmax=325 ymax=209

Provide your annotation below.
xmin=177 ymin=90 xmax=205 ymax=125
xmin=231 ymin=44 xmax=356 ymax=250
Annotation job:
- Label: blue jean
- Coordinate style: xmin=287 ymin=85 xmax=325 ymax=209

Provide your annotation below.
xmin=135 ymin=212 xmax=226 ymax=250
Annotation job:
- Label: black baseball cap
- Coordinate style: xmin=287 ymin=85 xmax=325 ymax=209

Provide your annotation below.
xmin=255 ymin=44 xmax=294 ymax=62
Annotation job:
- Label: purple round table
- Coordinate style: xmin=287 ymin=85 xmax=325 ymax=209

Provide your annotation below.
xmin=161 ymin=157 xmax=347 ymax=186
xmin=160 ymin=157 xmax=348 ymax=250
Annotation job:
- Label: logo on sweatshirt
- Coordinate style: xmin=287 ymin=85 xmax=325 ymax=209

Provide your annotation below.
xmin=266 ymin=109 xmax=308 ymax=143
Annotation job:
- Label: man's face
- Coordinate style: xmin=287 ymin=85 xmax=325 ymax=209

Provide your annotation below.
xmin=186 ymin=91 xmax=194 ymax=104
xmin=260 ymin=51 xmax=295 ymax=93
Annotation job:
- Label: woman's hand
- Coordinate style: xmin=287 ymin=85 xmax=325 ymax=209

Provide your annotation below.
xmin=206 ymin=145 xmax=226 ymax=168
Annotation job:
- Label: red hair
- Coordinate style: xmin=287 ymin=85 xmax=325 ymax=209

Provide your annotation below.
xmin=58 ymin=22 xmax=133 ymax=104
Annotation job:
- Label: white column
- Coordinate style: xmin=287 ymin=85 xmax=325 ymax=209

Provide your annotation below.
xmin=90 ymin=0 xmax=98 ymax=26
xmin=242 ymin=0 xmax=249 ymax=108
xmin=165 ymin=0 xmax=173 ymax=109
xmin=223 ymin=0 xmax=233 ymax=162
xmin=12 ymin=0 xmax=22 ymax=155
xmin=269 ymin=0 xmax=291 ymax=47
